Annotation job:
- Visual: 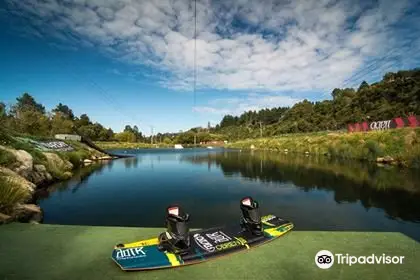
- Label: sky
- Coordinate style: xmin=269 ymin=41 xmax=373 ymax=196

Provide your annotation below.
xmin=0 ymin=0 xmax=419 ymax=134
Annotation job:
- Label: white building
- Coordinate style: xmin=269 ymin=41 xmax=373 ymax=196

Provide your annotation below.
xmin=55 ymin=134 xmax=82 ymax=141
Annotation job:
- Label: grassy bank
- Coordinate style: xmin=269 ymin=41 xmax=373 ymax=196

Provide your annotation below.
xmin=95 ymin=141 xmax=173 ymax=150
xmin=0 ymin=129 xmax=108 ymax=219
xmin=95 ymin=141 xmax=209 ymax=150
xmin=0 ymin=223 xmax=418 ymax=280
xmin=226 ymin=128 xmax=420 ymax=167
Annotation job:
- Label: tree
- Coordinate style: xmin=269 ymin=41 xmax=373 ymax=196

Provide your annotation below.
xmin=115 ymin=131 xmax=137 ymax=142
xmin=77 ymin=125 xmax=96 ymax=140
xmin=358 ymin=81 xmax=369 ymax=92
xmin=331 ymin=88 xmax=342 ymax=100
xmin=52 ymin=103 xmax=74 ymax=119
xmin=51 ymin=113 xmax=74 ymax=135
xmin=106 ymin=128 xmax=114 ymax=141
xmin=0 ymin=102 xmax=5 ymax=118
xmin=15 ymin=110 xmax=50 ymax=136
xmin=124 ymin=125 xmax=133 ymax=133
xmin=163 ymin=137 xmax=172 ymax=144
xmin=12 ymin=93 xmax=45 ymax=116
xmin=77 ymin=114 xmax=91 ymax=127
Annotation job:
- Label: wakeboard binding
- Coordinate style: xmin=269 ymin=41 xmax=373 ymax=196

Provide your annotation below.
xmin=240 ymin=197 xmax=263 ymax=236
xmin=158 ymin=206 xmax=191 ymax=255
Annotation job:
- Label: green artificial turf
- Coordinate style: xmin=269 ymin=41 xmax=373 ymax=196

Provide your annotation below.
xmin=0 ymin=223 xmax=418 ymax=280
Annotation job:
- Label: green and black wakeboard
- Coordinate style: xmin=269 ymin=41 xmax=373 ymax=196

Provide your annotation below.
xmin=111 ymin=214 xmax=293 ymax=271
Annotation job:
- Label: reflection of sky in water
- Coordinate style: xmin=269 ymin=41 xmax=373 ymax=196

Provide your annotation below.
xmin=38 ymin=149 xmax=420 ymax=241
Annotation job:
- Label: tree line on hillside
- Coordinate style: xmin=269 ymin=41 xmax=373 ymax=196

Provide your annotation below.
xmin=0 ymin=94 xmax=221 ymax=144
xmin=0 ymin=93 xmax=116 ymax=141
xmin=2 ymin=68 xmax=418 ymax=143
xmin=210 ymin=69 xmax=420 ymax=139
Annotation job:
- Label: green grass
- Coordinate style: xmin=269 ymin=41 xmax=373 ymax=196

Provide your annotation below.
xmin=58 ymin=141 xmax=107 ymax=168
xmin=95 ymin=141 xmax=173 ymax=149
xmin=45 ymin=165 xmax=72 ymax=181
xmin=0 ymin=223 xmax=418 ymax=280
xmin=0 ymin=149 xmax=17 ymax=167
xmin=59 ymin=151 xmax=88 ymax=168
xmin=0 ymin=176 xmax=31 ymax=214
xmin=0 ymin=128 xmax=44 ymax=164
xmin=3 ymin=137 xmax=48 ymax=166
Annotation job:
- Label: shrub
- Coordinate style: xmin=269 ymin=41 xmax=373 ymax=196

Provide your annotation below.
xmin=9 ymin=140 xmax=46 ymax=165
xmin=363 ymin=140 xmax=384 ymax=161
xmin=0 ymin=176 xmax=31 ymax=214
xmin=59 ymin=151 xmax=88 ymax=168
xmin=0 ymin=149 xmax=17 ymax=167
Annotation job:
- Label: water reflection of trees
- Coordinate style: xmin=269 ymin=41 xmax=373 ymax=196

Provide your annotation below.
xmin=123 ymin=157 xmax=139 ymax=169
xmin=183 ymin=151 xmax=420 ymax=222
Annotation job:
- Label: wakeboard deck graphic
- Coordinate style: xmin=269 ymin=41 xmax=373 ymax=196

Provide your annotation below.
xmin=111 ymin=214 xmax=294 ymax=271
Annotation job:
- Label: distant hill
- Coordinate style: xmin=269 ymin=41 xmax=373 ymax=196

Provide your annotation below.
xmin=211 ymin=69 xmax=420 ymax=140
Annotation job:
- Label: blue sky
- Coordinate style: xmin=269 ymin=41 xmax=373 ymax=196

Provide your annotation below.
xmin=1 ymin=0 xmax=419 ymax=134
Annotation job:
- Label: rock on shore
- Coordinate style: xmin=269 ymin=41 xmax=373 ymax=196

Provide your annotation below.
xmin=0 ymin=166 xmax=36 ymax=193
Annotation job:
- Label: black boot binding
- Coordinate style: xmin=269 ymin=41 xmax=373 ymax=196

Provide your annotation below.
xmin=240 ymin=197 xmax=263 ymax=236
xmin=158 ymin=206 xmax=191 ymax=255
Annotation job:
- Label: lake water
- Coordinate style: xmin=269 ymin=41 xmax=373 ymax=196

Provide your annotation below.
xmin=36 ymin=148 xmax=420 ymax=241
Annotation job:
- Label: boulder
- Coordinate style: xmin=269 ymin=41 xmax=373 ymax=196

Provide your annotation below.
xmin=284 ymin=149 xmax=289 ymax=152
xmin=14 ymin=204 xmax=43 ymax=223
xmin=18 ymin=204 xmax=41 ymax=214
xmin=99 ymin=156 xmax=113 ymax=160
xmin=34 ymin=164 xmax=47 ymax=173
xmin=29 ymin=164 xmax=53 ymax=185
xmin=0 ymin=212 xmax=12 ymax=224
xmin=376 ymin=156 xmax=394 ymax=163
xmin=250 ymin=144 xmax=255 ymax=149
xmin=0 ymin=146 xmax=34 ymax=179
xmin=383 ymin=156 xmax=394 ymax=163
xmin=83 ymin=159 xmax=93 ymax=164
xmin=63 ymin=171 xmax=73 ymax=179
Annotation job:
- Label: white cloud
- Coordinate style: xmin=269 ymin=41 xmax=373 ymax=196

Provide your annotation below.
xmin=5 ymin=0 xmax=420 ymax=95
xmin=193 ymin=93 xmax=301 ymax=116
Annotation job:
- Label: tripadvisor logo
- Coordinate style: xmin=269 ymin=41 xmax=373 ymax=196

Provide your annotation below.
xmin=315 ymin=250 xmax=405 ymax=269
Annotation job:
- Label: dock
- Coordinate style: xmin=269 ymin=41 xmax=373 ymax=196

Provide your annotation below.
xmin=0 ymin=223 xmax=418 ymax=279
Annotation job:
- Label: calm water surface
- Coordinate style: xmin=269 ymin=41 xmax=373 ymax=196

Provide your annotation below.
xmin=36 ymin=148 xmax=420 ymax=241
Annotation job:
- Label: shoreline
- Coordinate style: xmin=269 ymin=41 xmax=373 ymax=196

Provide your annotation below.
xmin=225 ymin=128 xmax=420 ymax=168
xmin=95 ymin=141 xmax=223 ymax=150
xmin=2 ymin=128 xmax=419 ymax=224
xmin=0 ymin=137 xmax=120 ymax=225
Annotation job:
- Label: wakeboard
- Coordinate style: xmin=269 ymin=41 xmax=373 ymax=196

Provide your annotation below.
xmin=111 ymin=214 xmax=294 ymax=271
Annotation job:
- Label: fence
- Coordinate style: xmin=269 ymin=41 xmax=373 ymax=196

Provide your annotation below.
xmin=348 ymin=115 xmax=420 ymax=133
